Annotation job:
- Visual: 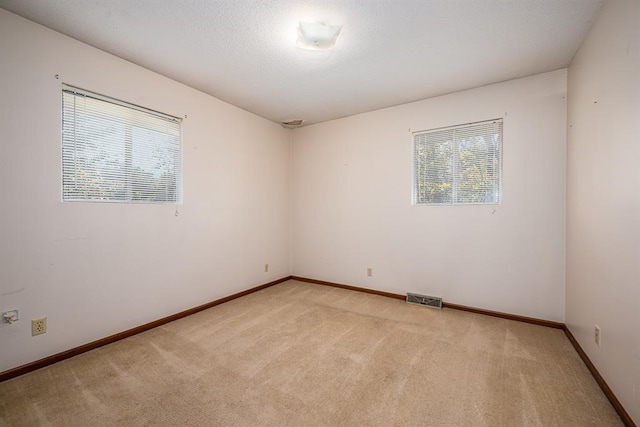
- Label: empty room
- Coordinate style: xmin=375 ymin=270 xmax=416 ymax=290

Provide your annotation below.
xmin=0 ymin=0 xmax=638 ymax=425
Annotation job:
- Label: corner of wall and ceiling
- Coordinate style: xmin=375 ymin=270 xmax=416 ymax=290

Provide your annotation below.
xmin=287 ymin=128 xmax=295 ymax=276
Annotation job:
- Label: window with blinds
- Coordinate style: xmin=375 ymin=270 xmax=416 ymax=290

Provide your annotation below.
xmin=413 ymin=119 xmax=502 ymax=205
xmin=62 ymin=85 xmax=182 ymax=203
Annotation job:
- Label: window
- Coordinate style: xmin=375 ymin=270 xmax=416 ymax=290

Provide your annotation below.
xmin=413 ymin=119 xmax=502 ymax=205
xmin=62 ymin=85 xmax=182 ymax=203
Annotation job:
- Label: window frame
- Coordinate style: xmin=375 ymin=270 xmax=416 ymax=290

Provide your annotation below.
xmin=412 ymin=118 xmax=503 ymax=206
xmin=61 ymin=84 xmax=183 ymax=204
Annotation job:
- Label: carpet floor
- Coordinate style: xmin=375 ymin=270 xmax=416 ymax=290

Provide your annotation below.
xmin=0 ymin=280 xmax=623 ymax=426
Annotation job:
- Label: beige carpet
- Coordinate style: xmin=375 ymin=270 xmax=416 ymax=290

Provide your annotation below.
xmin=0 ymin=280 xmax=623 ymax=426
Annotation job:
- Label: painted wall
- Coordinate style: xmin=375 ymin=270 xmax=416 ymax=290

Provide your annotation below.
xmin=0 ymin=9 xmax=291 ymax=373
xmin=292 ymin=70 xmax=567 ymax=322
xmin=566 ymin=0 xmax=640 ymax=422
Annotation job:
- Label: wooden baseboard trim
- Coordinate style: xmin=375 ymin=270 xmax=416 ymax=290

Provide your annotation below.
xmin=291 ymin=276 xmax=563 ymax=329
xmin=0 ymin=276 xmax=292 ymax=383
xmin=563 ymin=326 xmax=636 ymax=427
xmin=442 ymin=302 xmax=564 ymax=329
xmin=290 ymin=276 xmax=406 ymax=300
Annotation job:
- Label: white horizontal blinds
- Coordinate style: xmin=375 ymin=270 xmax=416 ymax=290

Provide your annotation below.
xmin=62 ymin=85 xmax=182 ymax=203
xmin=414 ymin=119 xmax=502 ymax=205
xmin=414 ymin=129 xmax=454 ymax=204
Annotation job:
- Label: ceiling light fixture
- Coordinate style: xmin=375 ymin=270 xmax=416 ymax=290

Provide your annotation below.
xmin=296 ymin=22 xmax=342 ymax=51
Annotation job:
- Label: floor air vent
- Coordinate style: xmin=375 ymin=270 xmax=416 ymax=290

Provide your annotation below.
xmin=406 ymin=293 xmax=442 ymax=309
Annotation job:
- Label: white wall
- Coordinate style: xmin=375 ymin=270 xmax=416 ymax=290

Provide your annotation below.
xmin=292 ymin=70 xmax=567 ymax=322
xmin=0 ymin=9 xmax=291 ymax=373
xmin=566 ymin=0 xmax=640 ymax=423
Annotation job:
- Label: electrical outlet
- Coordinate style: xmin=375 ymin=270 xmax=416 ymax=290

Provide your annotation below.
xmin=594 ymin=325 xmax=601 ymax=347
xmin=32 ymin=317 xmax=47 ymax=336
xmin=264 ymin=263 xmax=269 ymax=273
xmin=367 ymin=267 xmax=373 ymax=277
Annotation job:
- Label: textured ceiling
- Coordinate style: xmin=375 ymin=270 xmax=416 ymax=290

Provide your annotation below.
xmin=0 ymin=0 xmax=603 ymax=126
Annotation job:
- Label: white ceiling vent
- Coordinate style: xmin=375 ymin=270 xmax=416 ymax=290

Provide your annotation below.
xmin=281 ymin=119 xmax=304 ymax=128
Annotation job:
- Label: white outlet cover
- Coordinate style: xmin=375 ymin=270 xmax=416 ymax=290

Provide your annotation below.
xmin=31 ymin=317 xmax=47 ymax=336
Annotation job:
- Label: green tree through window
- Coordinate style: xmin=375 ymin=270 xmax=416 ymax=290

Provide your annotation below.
xmin=413 ymin=119 xmax=502 ymax=205
xmin=62 ymin=85 xmax=182 ymax=203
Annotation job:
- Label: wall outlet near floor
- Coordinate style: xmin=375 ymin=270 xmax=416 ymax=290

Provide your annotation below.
xmin=367 ymin=267 xmax=373 ymax=277
xmin=32 ymin=317 xmax=47 ymax=336
xmin=594 ymin=325 xmax=601 ymax=346
xmin=264 ymin=263 xmax=269 ymax=273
